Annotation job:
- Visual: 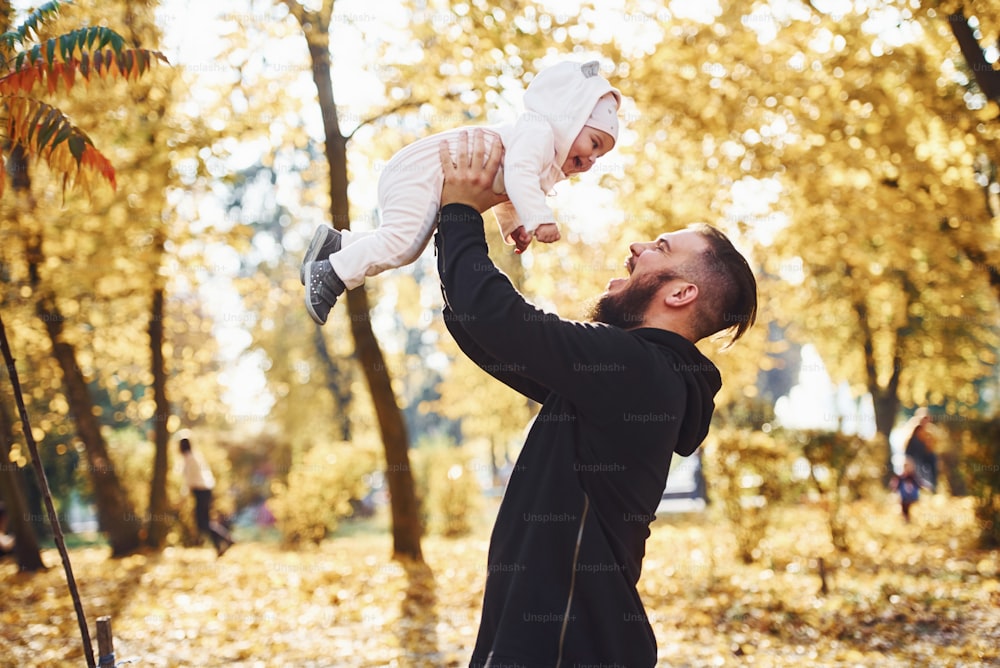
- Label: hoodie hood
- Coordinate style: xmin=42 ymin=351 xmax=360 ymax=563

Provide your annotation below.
xmin=643 ymin=329 xmax=721 ymax=457
xmin=522 ymin=60 xmax=622 ymax=167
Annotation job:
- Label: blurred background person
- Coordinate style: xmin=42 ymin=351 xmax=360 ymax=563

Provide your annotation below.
xmin=179 ymin=437 xmax=234 ymax=557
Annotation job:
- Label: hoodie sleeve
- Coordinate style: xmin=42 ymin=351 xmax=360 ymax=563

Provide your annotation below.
xmin=436 ymin=204 xmax=674 ymax=418
xmin=501 ymin=112 xmax=558 ymax=236
xmin=442 ymin=305 xmax=550 ymax=403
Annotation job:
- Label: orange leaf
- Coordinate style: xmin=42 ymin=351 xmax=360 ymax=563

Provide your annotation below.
xmin=60 ymin=61 xmax=75 ymax=90
xmin=79 ymin=144 xmax=116 ymax=191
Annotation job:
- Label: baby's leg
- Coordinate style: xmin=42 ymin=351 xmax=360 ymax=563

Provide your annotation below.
xmin=331 ymin=151 xmax=445 ymax=289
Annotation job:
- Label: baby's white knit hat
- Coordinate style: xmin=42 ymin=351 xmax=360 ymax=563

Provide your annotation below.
xmin=583 ymin=92 xmax=620 ymax=143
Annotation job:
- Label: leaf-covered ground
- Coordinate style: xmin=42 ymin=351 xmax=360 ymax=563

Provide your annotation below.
xmin=1 ymin=495 xmax=998 ymax=667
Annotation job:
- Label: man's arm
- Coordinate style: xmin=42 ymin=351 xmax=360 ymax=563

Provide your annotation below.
xmin=441 ymin=303 xmax=550 ymax=404
xmin=435 ymin=132 xmax=549 ymax=402
xmin=436 ymin=132 xmax=657 ymax=416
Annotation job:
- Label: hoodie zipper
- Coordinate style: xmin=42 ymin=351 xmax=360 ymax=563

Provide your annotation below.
xmin=434 ymin=215 xmax=452 ymax=311
xmin=555 ymin=493 xmax=590 ymax=667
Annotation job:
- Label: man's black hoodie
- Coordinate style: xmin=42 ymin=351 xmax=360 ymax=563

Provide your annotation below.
xmin=436 ymin=204 xmax=721 ymax=668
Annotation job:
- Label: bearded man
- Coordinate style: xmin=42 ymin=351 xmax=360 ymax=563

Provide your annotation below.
xmin=435 ymin=131 xmax=757 ymax=668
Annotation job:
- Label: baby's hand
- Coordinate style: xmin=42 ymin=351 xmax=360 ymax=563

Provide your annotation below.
xmin=534 ymin=223 xmax=561 ymax=244
xmin=512 ymin=226 xmax=533 ymax=254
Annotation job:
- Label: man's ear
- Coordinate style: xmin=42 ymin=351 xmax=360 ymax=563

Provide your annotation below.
xmin=663 ymin=281 xmax=698 ymax=308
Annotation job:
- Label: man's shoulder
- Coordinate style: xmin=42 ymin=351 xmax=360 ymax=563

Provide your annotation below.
xmin=630 ymin=328 xmax=722 ymax=388
xmin=564 ymin=325 xmax=711 ymax=378
xmin=631 ymin=327 xmax=713 ymax=361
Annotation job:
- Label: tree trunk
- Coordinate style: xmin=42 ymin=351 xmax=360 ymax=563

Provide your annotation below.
xmin=948 ymin=11 xmax=1000 ymax=102
xmin=291 ymin=3 xmax=423 ymax=560
xmin=35 ymin=293 xmax=143 ymax=557
xmin=145 ymin=286 xmax=171 ymax=548
xmin=853 ymin=293 xmax=902 ymax=483
xmin=119 ymin=0 xmax=173 ymax=550
xmin=312 ymin=325 xmax=352 ymax=441
xmin=345 ymin=289 xmax=423 ymax=559
xmin=943 ymin=17 xmax=1000 ymax=305
xmin=0 ymin=140 xmax=45 ymax=571
xmin=872 ymin=387 xmax=901 ymax=483
xmin=0 ymin=397 xmax=46 ymax=571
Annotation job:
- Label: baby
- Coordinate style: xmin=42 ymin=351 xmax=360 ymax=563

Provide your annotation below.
xmin=302 ymin=59 xmax=622 ymax=325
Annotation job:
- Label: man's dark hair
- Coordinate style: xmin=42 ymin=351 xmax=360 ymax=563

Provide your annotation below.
xmin=682 ymin=223 xmax=757 ymax=346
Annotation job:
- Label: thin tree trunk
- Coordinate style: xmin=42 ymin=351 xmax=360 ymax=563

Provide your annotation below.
xmin=145 ymin=285 xmax=171 ymax=548
xmin=345 ymin=289 xmax=423 ymax=559
xmin=311 ymin=44 xmax=423 ymax=560
xmin=120 ymin=0 xmax=173 ymax=550
xmin=948 ymin=11 xmax=1000 ymax=102
xmin=872 ymin=388 xmax=901 ymax=483
xmin=0 ymin=397 xmax=46 ymax=571
xmin=1 ymin=311 xmax=97 ymax=666
xmin=942 ymin=16 xmax=1000 ymax=306
xmin=34 ymin=292 xmax=142 ymax=557
xmin=287 ymin=0 xmax=423 ymax=560
xmin=852 ymin=293 xmax=901 ymax=483
xmin=312 ymin=325 xmax=352 ymax=441
xmin=2 ymin=94 xmax=48 ymax=573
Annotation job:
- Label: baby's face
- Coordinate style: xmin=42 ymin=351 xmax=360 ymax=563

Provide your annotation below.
xmin=562 ymin=128 xmax=615 ymax=175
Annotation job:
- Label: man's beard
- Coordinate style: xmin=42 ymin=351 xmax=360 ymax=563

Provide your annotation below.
xmin=589 ymin=271 xmax=677 ymax=329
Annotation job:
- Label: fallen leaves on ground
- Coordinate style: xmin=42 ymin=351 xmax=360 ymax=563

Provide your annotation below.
xmin=1 ymin=495 xmax=998 ymax=667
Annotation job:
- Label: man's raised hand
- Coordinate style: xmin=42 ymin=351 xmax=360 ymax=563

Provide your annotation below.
xmin=439 ymin=130 xmax=509 ymax=213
